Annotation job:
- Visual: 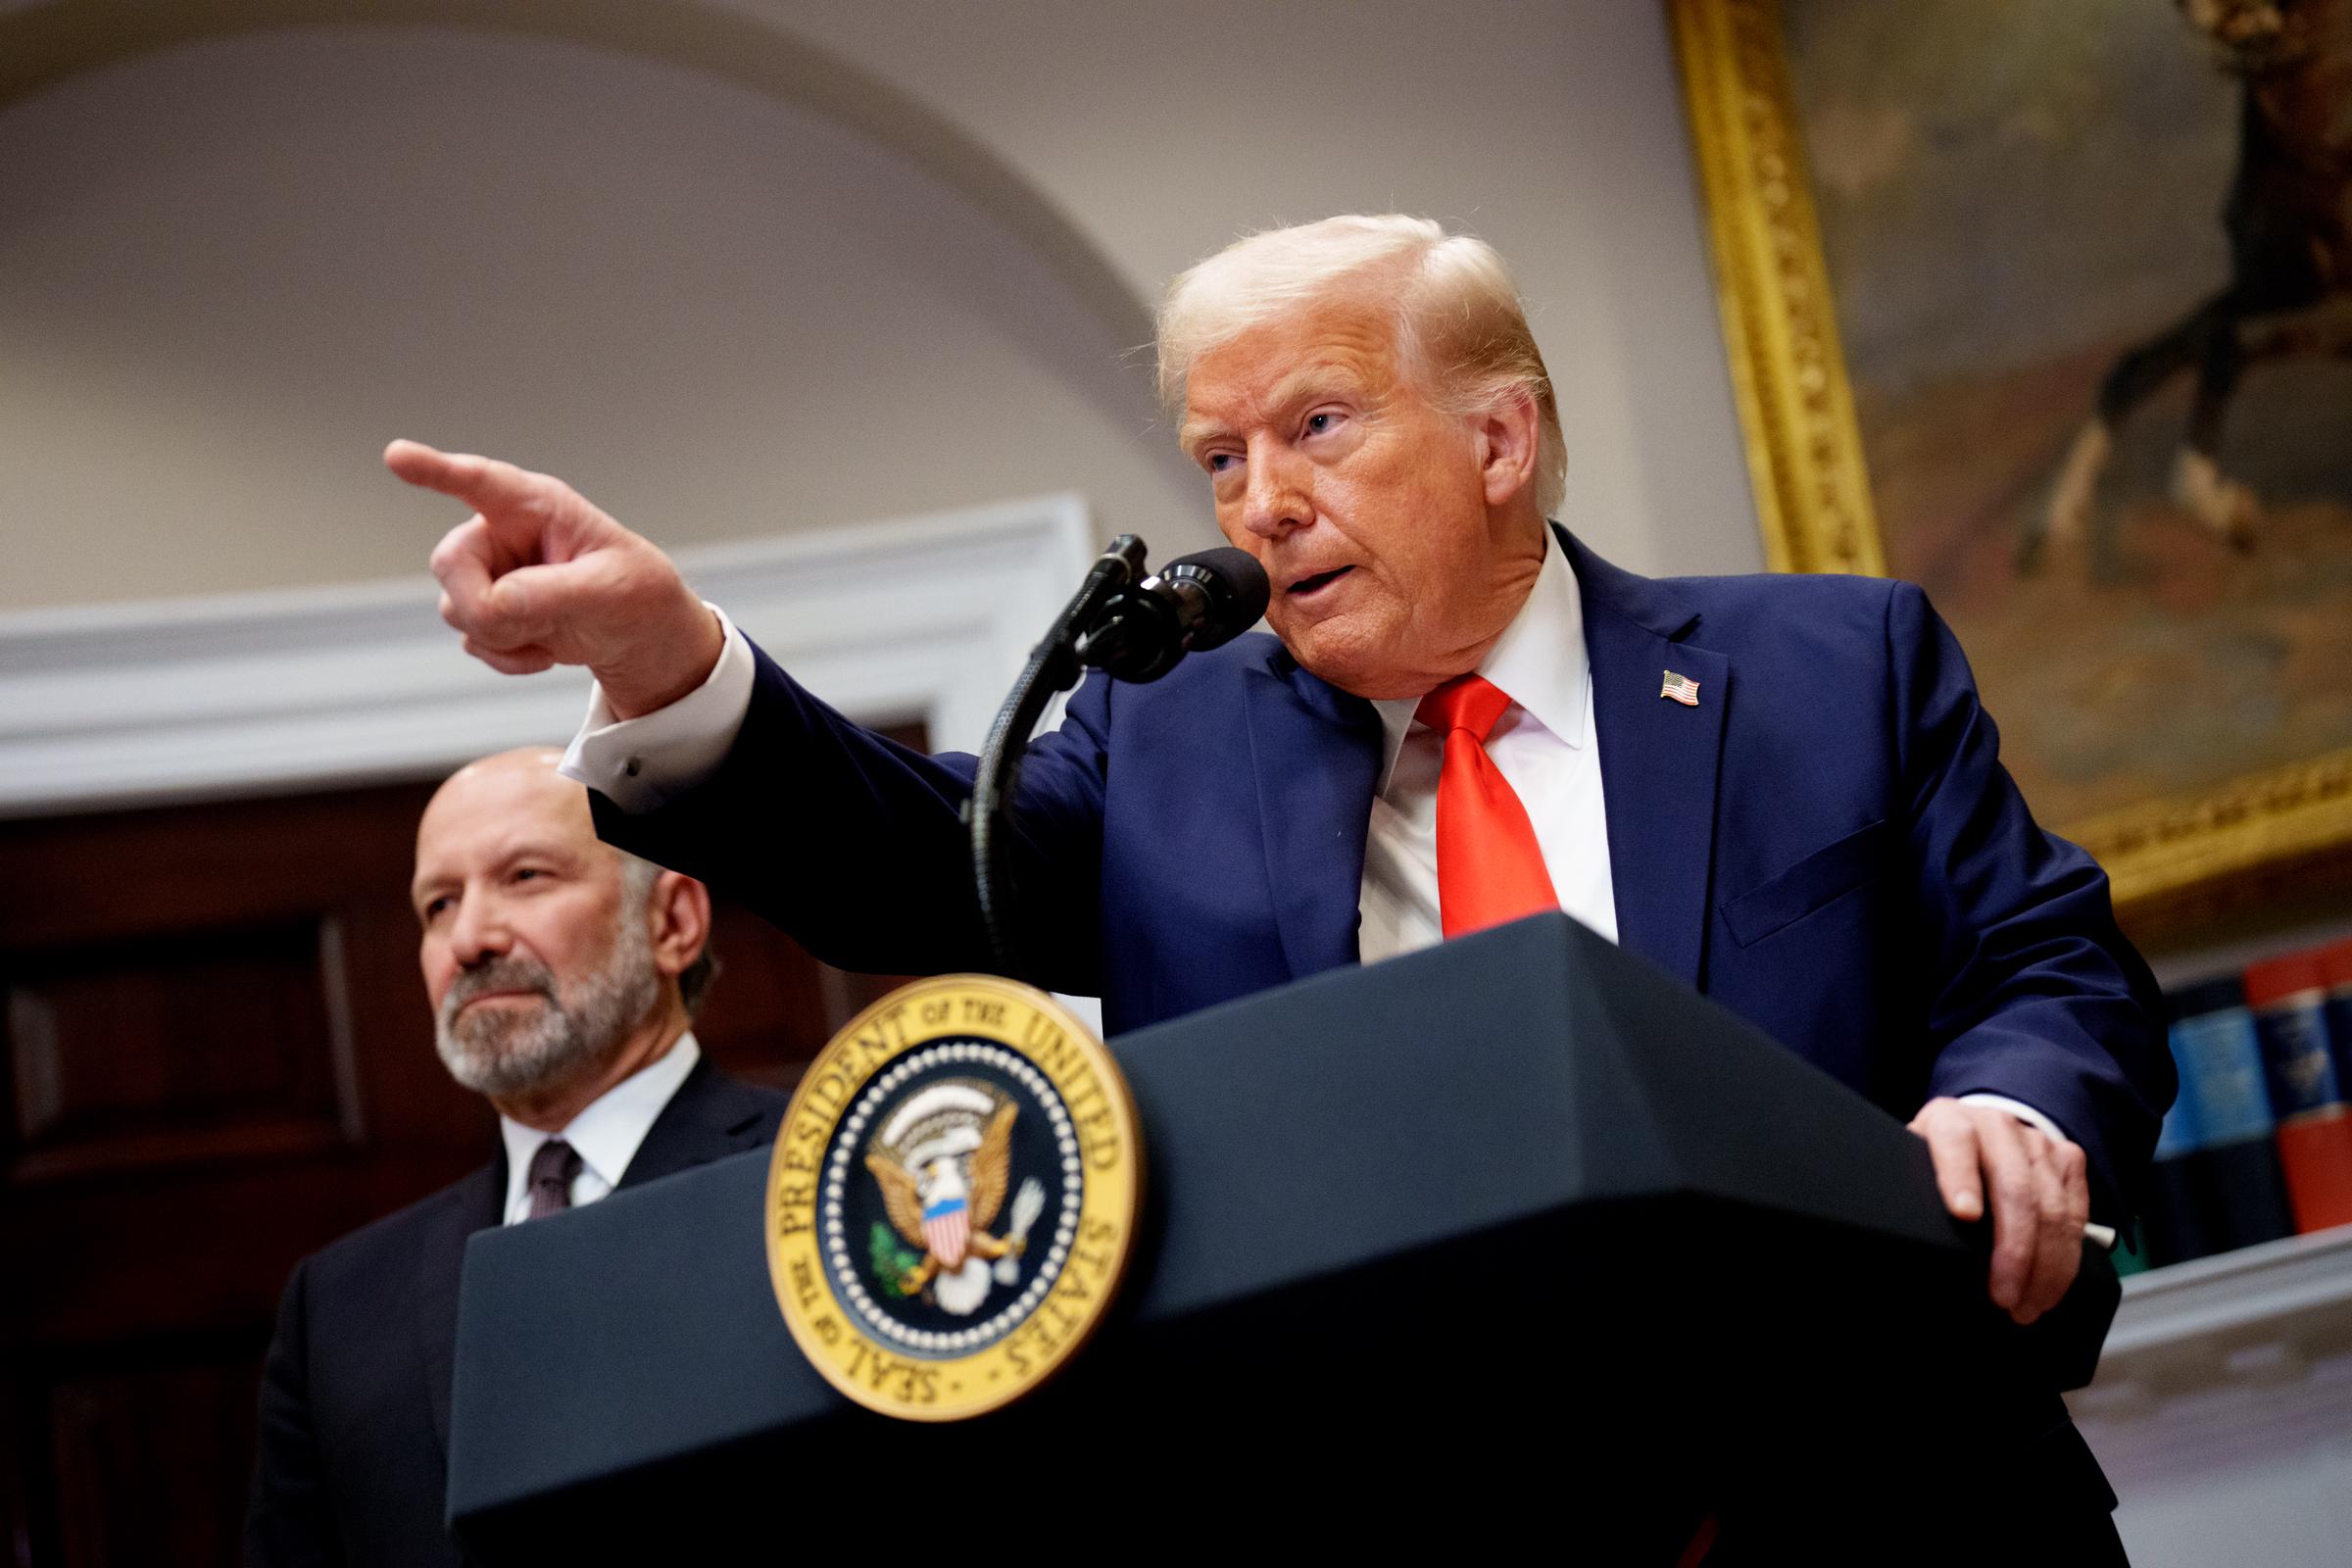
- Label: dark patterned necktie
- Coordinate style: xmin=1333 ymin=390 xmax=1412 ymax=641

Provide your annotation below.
xmin=526 ymin=1138 xmax=583 ymax=1220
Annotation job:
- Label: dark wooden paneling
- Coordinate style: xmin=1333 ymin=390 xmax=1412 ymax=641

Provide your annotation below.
xmin=0 ymin=781 xmax=453 ymax=1567
xmin=41 ymin=1338 xmax=263 ymax=1568
xmin=689 ymin=910 xmax=915 ymax=1091
xmin=6 ymin=916 xmax=359 ymax=1183
xmin=0 ymin=728 xmax=926 ymax=1564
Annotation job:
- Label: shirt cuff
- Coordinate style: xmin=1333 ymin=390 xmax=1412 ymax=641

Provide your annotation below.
xmin=559 ymin=604 xmax=753 ymax=813
xmin=1953 ymin=1093 xmax=2067 ymax=1148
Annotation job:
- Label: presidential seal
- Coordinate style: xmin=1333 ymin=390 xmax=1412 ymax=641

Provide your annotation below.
xmin=763 ymin=974 xmax=1142 ymax=1420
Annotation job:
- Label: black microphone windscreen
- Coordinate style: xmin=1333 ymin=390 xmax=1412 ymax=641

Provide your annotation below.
xmin=1161 ymin=547 xmax=1269 ymax=651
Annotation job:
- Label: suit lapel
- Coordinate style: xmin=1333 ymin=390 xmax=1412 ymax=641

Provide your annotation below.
xmin=418 ymin=1158 xmax=505 ymax=1457
xmin=1567 ymin=530 xmax=1729 ymax=989
xmin=619 ymin=1055 xmax=777 ymax=1187
xmin=1243 ymin=650 xmax=1384 ymax=979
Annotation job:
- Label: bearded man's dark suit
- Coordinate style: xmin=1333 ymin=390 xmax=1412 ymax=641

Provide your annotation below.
xmin=244 ymin=1055 xmax=784 ymax=1567
xmin=588 ymin=530 xmax=2172 ymax=1539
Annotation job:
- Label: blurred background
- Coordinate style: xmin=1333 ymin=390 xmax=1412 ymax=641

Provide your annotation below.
xmin=1 ymin=1 xmax=2345 ymax=1562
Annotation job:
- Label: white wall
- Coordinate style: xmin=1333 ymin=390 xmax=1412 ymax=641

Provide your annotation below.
xmin=0 ymin=22 xmax=1210 ymax=609
xmin=0 ymin=1 xmax=1759 ymax=615
xmin=745 ymin=0 xmax=1759 ymax=579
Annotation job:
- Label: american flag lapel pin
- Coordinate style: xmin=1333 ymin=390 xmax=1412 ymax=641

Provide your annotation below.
xmin=1660 ymin=669 xmax=1700 ymax=707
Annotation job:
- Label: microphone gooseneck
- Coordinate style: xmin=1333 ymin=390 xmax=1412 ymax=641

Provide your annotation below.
xmin=968 ymin=534 xmax=1146 ymax=979
xmin=969 ymin=540 xmax=1268 ymax=981
xmin=973 ymin=540 xmax=1270 ymax=982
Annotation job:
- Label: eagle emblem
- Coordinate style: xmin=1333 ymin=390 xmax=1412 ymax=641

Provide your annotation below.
xmin=863 ymin=1080 xmax=1043 ymax=1316
xmin=765 ymin=974 xmax=1142 ymax=1419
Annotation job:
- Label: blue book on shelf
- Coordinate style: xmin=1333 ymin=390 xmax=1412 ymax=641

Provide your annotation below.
xmin=2146 ymin=978 xmax=2296 ymax=1265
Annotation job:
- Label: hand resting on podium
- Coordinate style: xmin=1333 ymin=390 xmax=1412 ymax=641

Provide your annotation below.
xmin=1909 ymin=1096 xmax=2098 ymax=1326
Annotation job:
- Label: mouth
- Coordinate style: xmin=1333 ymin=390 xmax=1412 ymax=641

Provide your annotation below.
xmin=1285 ymin=564 xmax=1354 ymax=601
xmin=458 ymin=989 xmax=544 ymax=1011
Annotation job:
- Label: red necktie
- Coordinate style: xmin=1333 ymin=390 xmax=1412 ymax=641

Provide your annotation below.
xmin=1414 ymin=674 xmax=1558 ymax=939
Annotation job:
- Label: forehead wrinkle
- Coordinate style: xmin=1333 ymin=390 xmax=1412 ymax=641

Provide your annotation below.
xmin=1181 ymin=353 xmax=1382 ymax=455
xmin=411 ymin=822 xmax=597 ymax=901
xmin=1269 ymin=356 xmax=1380 ymax=415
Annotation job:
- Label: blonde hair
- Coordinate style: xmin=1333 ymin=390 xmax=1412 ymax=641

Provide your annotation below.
xmin=1155 ymin=215 xmax=1566 ymax=516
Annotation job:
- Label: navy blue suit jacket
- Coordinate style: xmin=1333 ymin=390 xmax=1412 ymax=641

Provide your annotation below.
xmin=595 ymin=531 xmax=2170 ymax=1220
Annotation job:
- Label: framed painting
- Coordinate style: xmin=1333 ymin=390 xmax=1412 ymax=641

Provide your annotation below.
xmin=1668 ymin=0 xmax=2352 ymax=933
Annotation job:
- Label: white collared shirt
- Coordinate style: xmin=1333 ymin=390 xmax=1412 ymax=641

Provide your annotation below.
xmin=1360 ymin=531 xmax=1615 ymax=962
xmin=497 ymin=1032 xmax=704 ymax=1225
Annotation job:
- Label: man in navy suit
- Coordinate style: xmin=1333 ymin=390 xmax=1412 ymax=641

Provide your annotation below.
xmin=246 ymin=751 xmax=785 ymax=1566
xmin=388 ymin=216 xmax=2167 ymax=1552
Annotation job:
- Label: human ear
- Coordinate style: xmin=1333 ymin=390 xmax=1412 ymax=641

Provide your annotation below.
xmin=1476 ymin=392 xmax=1541 ymax=508
xmin=646 ymin=870 xmax=712 ymax=982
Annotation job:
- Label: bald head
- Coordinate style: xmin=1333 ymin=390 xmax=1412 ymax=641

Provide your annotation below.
xmin=416 ymin=747 xmax=586 ymax=869
xmin=411 ymin=748 xmax=713 ymax=1117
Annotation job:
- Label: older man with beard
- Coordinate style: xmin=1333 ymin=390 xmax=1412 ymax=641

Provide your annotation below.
xmin=245 ymin=748 xmax=786 ymax=1568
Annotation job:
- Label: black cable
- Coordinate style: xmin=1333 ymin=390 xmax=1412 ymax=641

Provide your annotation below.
xmin=968 ymin=534 xmax=1146 ymax=979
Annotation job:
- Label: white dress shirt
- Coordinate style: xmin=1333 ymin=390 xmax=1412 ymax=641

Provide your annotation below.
xmin=497 ymin=1032 xmax=704 ymax=1225
xmin=1360 ymin=529 xmax=1614 ymax=963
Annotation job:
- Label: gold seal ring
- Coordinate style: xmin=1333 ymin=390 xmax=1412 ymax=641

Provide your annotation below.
xmin=763 ymin=974 xmax=1142 ymax=1420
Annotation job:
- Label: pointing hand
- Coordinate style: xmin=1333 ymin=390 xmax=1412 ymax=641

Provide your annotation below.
xmin=387 ymin=440 xmax=723 ymax=718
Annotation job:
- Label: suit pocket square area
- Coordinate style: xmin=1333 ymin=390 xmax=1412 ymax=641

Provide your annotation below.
xmin=1719 ymin=818 xmax=1889 ymax=949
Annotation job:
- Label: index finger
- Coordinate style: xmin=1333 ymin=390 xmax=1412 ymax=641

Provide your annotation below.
xmin=384 ymin=439 xmax=546 ymax=516
xmin=1914 ymin=1108 xmax=1985 ymax=1223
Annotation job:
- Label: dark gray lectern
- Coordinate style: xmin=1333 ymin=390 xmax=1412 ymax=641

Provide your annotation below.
xmin=446 ymin=914 xmax=2118 ymax=1558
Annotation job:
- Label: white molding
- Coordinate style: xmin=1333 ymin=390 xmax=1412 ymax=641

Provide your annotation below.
xmin=2101 ymin=1226 xmax=2352 ymax=1362
xmin=2069 ymin=1229 xmax=2352 ymax=1494
xmin=0 ymin=494 xmax=1098 ymax=817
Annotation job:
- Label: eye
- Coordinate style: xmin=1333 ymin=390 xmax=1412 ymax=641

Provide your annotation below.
xmin=1204 ymin=450 xmax=1240 ymax=474
xmin=419 ymin=895 xmax=453 ymax=921
xmin=1303 ymin=410 xmax=1345 ymax=438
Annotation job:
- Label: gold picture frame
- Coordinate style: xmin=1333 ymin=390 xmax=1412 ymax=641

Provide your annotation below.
xmin=1666 ymin=0 xmax=2352 ymax=936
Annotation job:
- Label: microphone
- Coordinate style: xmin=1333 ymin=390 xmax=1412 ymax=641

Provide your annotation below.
xmin=1076 ymin=547 xmax=1271 ymax=683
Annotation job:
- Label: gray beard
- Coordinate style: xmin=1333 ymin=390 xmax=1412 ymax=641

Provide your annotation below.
xmin=434 ymin=919 xmax=661 ymax=1100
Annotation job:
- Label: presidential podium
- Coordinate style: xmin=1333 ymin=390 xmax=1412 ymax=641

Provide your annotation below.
xmin=444 ymin=913 xmax=2117 ymax=1557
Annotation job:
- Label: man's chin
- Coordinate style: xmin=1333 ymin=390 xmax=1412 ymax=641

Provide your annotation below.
xmin=439 ymin=1033 xmax=598 ymax=1100
xmin=447 ymin=1000 xmax=544 ymax=1051
xmin=1281 ymin=624 xmax=1425 ymax=701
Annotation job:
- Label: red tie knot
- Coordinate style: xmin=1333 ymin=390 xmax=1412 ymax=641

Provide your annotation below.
xmin=1415 ymin=673 xmax=1514 ymax=744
